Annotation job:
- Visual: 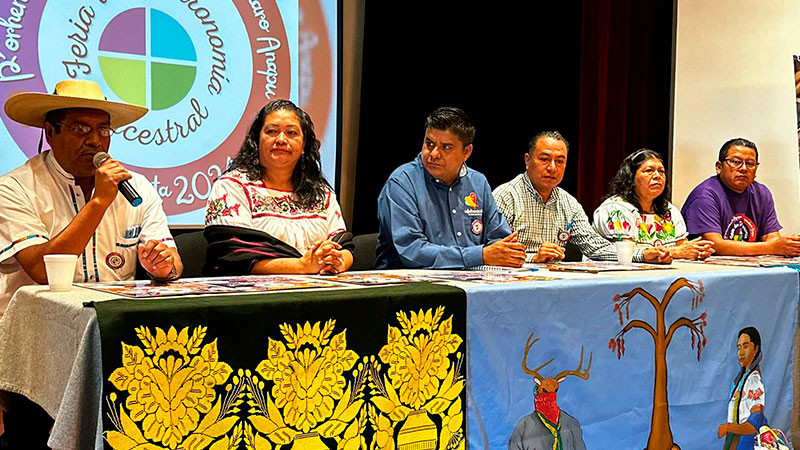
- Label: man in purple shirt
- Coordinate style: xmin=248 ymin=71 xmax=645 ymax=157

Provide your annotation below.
xmin=681 ymin=138 xmax=800 ymax=256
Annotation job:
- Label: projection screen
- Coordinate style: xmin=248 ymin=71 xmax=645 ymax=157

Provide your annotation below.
xmin=0 ymin=0 xmax=339 ymax=225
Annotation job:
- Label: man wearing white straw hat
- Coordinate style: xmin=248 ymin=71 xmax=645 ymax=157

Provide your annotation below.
xmin=0 ymin=79 xmax=184 ymax=445
xmin=0 ymin=79 xmax=183 ymax=312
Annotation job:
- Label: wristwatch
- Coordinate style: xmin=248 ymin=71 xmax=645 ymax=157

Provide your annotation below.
xmin=150 ymin=265 xmax=178 ymax=282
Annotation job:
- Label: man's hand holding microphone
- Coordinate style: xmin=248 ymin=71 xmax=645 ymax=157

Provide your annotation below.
xmin=92 ymin=152 xmax=141 ymax=208
xmin=93 ymin=152 xmax=178 ymax=280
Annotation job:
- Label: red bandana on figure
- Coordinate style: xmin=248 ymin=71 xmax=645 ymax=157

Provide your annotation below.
xmin=534 ymin=391 xmax=561 ymax=424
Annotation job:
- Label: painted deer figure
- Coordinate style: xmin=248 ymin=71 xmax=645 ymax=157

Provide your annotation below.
xmin=508 ymin=332 xmax=592 ymax=450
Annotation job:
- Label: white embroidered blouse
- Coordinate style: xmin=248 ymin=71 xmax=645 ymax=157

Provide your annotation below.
xmin=727 ymin=369 xmax=765 ymax=424
xmin=593 ymin=195 xmax=687 ymax=247
xmin=204 ymin=169 xmax=347 ymax=254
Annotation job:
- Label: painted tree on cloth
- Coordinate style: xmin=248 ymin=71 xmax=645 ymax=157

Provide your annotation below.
xmin=609 ymin=277 xmax=707 ymax=450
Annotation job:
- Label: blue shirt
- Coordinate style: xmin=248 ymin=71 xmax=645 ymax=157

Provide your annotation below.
xmin=376 ymin=155 xmax=512 ymax=269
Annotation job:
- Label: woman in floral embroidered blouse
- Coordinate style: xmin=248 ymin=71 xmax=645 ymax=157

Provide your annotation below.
xmin=592 ymin=149 xmax=714 ymax=260
xmin=203 ymin=100 xmax=354 ymax=275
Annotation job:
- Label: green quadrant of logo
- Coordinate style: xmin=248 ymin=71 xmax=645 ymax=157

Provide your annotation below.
xmin=152 ymin=63 xmax=197 ymax=111
xmin=98 ymin=57 xmax=146 ymax=106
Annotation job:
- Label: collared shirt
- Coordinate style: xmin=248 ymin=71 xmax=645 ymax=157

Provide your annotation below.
xmin=0 ymin=151 xmax=174 ymax=313
xmin=376 ymin=155 xmax=512 ymax=269
xmin=492 ymin=173 xmax=644 ymax=262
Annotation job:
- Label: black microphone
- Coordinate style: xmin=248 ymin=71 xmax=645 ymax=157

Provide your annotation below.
xmin=92 ymin=152 xmax=142 ymax=207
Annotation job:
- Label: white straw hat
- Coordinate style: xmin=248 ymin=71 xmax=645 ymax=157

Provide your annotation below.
xmin=4 ymin=79 xmax=148 ymax=129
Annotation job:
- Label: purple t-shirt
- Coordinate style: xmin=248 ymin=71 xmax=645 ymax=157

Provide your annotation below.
xmin=681 ymin=176 xmax=781 ymax=241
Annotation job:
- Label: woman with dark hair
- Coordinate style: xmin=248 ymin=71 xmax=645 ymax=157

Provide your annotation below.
xmin=717 ymin=327 xmax=767 ymax=450
xmin=203 ymin=100 xmax=353 ymax=275
xmin=592 ymin=149 xmax=714 ymax=260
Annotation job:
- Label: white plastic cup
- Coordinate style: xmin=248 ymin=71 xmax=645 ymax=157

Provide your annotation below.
xmin=615 ymin=241 xmax=635 ymax=266
xmin=43 ymin=254 xmax=78 ymax=292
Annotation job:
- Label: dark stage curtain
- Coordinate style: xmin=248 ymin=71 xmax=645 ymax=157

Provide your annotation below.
xmin=577 ymin=0 xmax=674 ymax=212
xmin=351 ymin=3 xmax=582 ymax=234
xmin=352 ymin=1 xmax=674 ymax=234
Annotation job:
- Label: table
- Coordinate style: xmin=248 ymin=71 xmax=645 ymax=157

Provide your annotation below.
xmin=0 ymin=285 xmax=114 ymax=448
xmin=0 ymin=262 xmax=795 ymax=449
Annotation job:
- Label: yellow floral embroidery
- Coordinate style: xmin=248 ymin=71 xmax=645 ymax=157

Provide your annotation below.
xmin=105 ymin=326 xmax=238 ymax=450
xmin=255 ymin=320 xmax=358 ymax=432
xmin=370 ymin=307 xmax=465 ymax=450
xmin=378 ymin=307 xmax=462 ymax=409
xmin=103 ymin=307 xmax=465 ymax=449
xmin=248 ymin=319 xmax=365 ymax=448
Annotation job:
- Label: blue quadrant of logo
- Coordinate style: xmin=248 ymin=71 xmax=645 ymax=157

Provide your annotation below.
xmin=151 ymin=9 xmax=196 ymax=62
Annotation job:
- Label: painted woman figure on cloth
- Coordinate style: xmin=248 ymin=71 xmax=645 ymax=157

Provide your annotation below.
xmin=717 ymin=327 xmax=767 ymax=450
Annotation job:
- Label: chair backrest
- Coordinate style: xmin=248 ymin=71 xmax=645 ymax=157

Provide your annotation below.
xmin=350 ymin=233 xmax=378 ymax=271
xmin=563 ymin=241 xmax=583 ymax=262
xmin=174 ymin=230 xmax=208 ymax=278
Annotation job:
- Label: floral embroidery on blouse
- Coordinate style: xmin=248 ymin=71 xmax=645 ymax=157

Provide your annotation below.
xmin=748 ymin=387 xmax=763 ymax=401
xmin=251 ymin=190 xmax=325 ymax=216
xmin=205 ymin=194 xmax=241 ymax=222
xmin=636 ymin=213 xmax=676 ymax=244
xmin=605 ymin=210 xmax=632 ymax=237
xmin=597 ymin=196 xmax=683 ymax=246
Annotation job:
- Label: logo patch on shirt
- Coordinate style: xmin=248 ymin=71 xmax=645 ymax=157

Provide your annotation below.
xmin=464 ymin=192 xmax=478 ymax=208
xmin=471 ymin=219 xmax=483 ymax=235
xmin=106 ymin=252 xmax=125 ymax=270
xmin=464 ymin=208 xmax=483 ymax=217
xmin=557 ymin=220 xmax=575 ymax=244
xmin=724 ymin=213 xmax=757 ymax=242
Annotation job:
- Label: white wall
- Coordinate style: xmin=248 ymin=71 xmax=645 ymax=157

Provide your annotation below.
xmin=673 ymin=0 xmax=800 ymax=232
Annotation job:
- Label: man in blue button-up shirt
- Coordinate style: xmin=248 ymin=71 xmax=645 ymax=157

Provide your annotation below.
xmin=376 ymin=107 xmax=526 ymax=269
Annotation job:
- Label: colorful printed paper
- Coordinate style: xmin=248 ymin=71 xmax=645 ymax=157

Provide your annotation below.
xmin=546 ymin=261 xmax=675 ymax=273
xmin=77 ymin=275 xmax=347 ymax=298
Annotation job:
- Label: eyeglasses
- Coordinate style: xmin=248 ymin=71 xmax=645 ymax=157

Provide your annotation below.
xmin=55 ymin=122 xmax=116 ymax=137
xmin=722 ymin=158 xmax=759 ymax=170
